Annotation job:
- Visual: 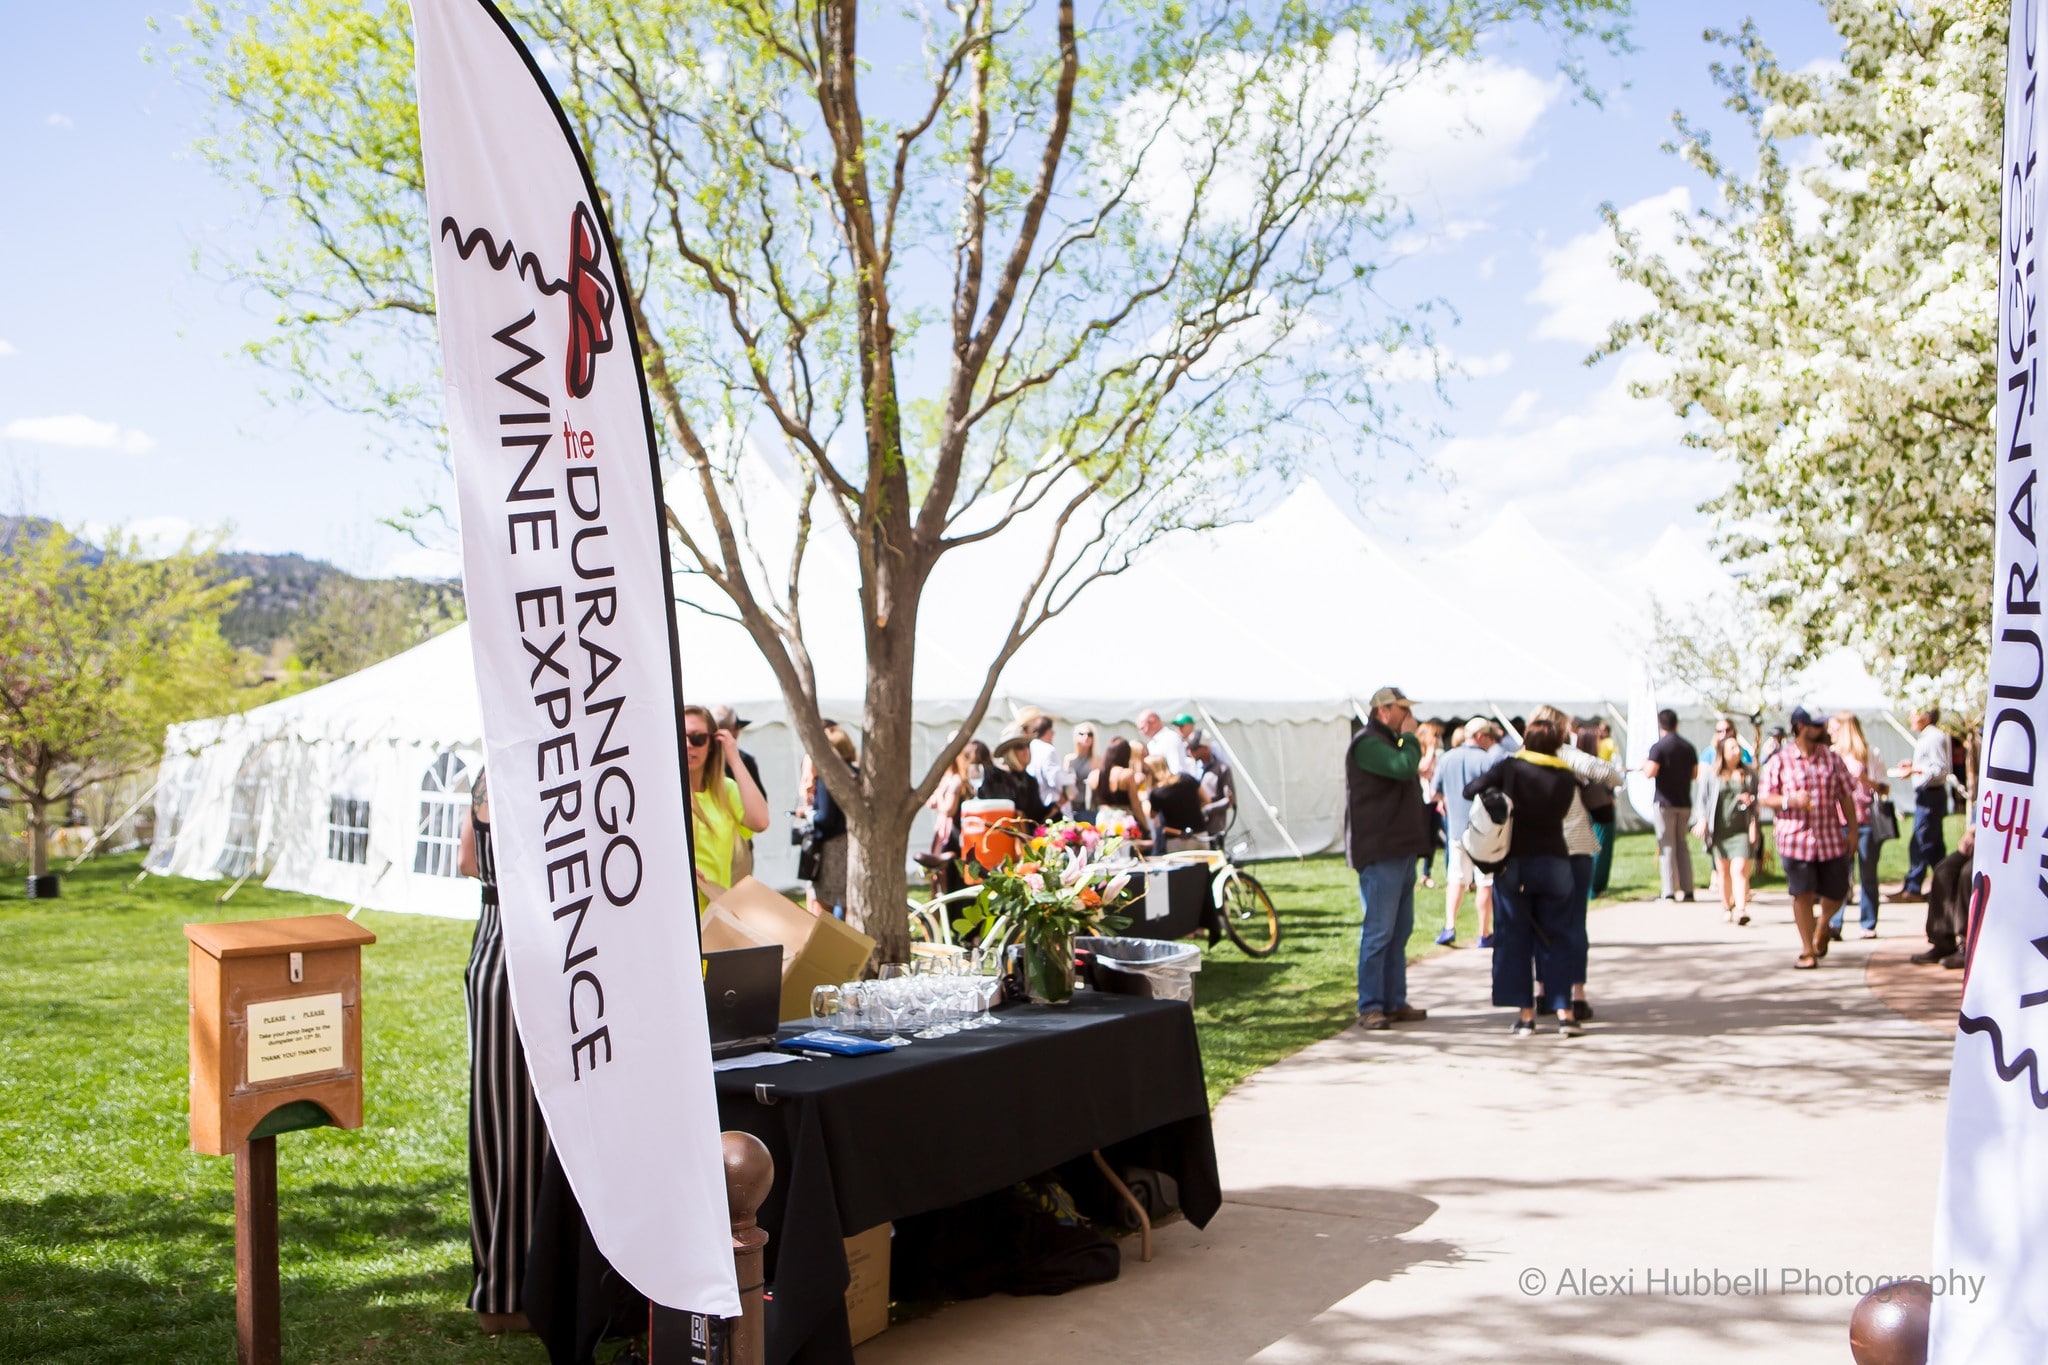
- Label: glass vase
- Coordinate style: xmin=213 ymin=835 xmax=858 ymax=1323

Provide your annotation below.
xmin=1023 ymin=934 xmax=1075 ymax=1005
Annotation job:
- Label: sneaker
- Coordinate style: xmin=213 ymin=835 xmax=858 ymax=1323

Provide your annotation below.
xmin=1478 ymin=933 xmax=1494 ymax=949
xmin=1572 ymin=999 xmax=1594 ymax=1022
xmin=1909 ymin=948 xmax=1950 ymax=965
xmin=1557 ymin=1015 xmax=1583 ymax=1038
xmin=1942 ymin=953 xmax=1966 ymax=970
xmin=1435 ymin=928 xmax=1456 ymax=947
xmin=1860 ymin=929 xmax=1879 ymax=940
xmin=1387 ymin=1004 xmax=1429 ymax=1022
xmin=1357 ymin=1009 xmax=1390 ymax=1031
xmin=1510 ymin=1018 xmax=1536 ymax=1038
xmin=1886 ymin=889 xmax=1927 ymax=904
xmin=1680 ymin=893 xmax=1696 ymax=903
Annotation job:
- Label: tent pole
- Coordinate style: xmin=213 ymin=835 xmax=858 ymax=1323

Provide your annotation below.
xmin=218 ymin=872 xmax=253 ymax=904
xmin=68 ymin=774 xmax=165 ymax=871
xmin=1879 ymin=709 xmax=1917 ymax=745
xmin=1193 ymin=702 xmax=1306 ymax=861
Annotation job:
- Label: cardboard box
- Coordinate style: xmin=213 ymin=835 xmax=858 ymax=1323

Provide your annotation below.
xmin=843 ymin=1221 xmax=891 ymax=1347
xmin=700 ymin=877 xmax=876 ymax=1022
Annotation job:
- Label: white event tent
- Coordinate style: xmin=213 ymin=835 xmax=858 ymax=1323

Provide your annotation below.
xmin=148 ymin=480 xmax=1903 ymax=915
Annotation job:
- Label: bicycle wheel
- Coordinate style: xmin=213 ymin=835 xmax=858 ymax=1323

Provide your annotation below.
xmin=907 ymin=900 xmax=949 ymax=945
xmin=1220 ymin=871 xmax=1280 ymax=957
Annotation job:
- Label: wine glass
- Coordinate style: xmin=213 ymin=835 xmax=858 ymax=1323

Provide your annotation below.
xmin=974 ymin=973 xmax=1004 ymax=1025
xmin=809 ymin=984 xmax=842 ymax=1029
xmin=969 ymin=763 xmax=985 ymax=795
xmin=875 ymin=980 xmax=913 ymax=1047
xmin=836 ymin=981 xmax=870 ymax=1034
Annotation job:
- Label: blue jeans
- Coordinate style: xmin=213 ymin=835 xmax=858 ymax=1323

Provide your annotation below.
xmin=1904 ymin=789 xmax=1948 ymax=894
xmin=1566 ymin=853 xmax=1593 ymax=986
xmin=1355 ymin=857 xmax=1417 ymax=1014
xmin=1831 ymin=824 xmax=1882 ymax=933
xmin=1490 ymin=855 xmax=1578 ymax=1013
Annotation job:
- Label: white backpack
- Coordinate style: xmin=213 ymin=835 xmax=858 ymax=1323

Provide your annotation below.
xmin=1462 ymin=789 xmax=1514 ymax=873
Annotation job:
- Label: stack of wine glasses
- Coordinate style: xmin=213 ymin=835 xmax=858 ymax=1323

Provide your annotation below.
xmin=808 ymin=948 xmax=1009 ymax=1047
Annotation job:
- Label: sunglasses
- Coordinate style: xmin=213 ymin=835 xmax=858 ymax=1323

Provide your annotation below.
xmin=685 ymin=732 xmax=712 ymax=748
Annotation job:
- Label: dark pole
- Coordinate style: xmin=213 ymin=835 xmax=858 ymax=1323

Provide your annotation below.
xmin=234 ymin=1136 xmax=281 ymax=1365
xmin=724 ymin=1131 xmax=773 ymax=1365
xmin=647 ymin=1131 xmax=774 ymax=1365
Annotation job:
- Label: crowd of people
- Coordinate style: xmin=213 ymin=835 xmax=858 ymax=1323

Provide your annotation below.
xmin=1348 ymin=688 xmax=1624 ymax=1037
xmin=1348 ymin=687 xmax=1971 ymax=1038
xmin=920 ymin=707 xmax=1239 ymax=894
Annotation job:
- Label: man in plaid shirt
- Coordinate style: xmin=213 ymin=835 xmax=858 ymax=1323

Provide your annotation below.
xmin=1758 ymin=706 xmax=1861 ymax=969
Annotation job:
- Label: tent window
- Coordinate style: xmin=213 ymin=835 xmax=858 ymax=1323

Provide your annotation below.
xmin=216 ymin=762 xmax=265 ymax=878
xmin=147 ymin=762 xmax=203 ymax=873
xmin=413 ymin=752 xmax=472 ymax=878
xmin=327 ymin=797 xmax=371 ymax=865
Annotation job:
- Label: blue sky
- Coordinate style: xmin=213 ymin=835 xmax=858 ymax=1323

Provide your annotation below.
xmin=0 ymin=2 xmax=1841 ymax=578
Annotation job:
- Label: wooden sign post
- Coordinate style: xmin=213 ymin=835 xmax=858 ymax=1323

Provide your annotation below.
xmin=186 ymin=914 xmax=376 ymax=1365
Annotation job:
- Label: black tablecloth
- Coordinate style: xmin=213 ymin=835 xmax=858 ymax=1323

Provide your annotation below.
xmin=1120 ymin=862 xmax=1212 ymax=940
xmin=714 ymin=992 xmax=1220 ymax=1365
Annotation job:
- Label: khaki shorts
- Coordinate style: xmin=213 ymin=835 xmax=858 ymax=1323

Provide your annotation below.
xmin=1447 ymin=842 xmax=1493 ymax=888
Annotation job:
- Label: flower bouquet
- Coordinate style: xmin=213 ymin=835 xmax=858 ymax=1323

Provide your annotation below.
xmin=953 ymin=821 xmax=1135 ymax=1004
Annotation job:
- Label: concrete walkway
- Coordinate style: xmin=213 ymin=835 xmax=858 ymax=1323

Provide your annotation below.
xmin=861 ymin=890 xmax=1961 ymax=1363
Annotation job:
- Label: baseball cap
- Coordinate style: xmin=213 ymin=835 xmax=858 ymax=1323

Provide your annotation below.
xmin=1787 ymin=706 xmax=1823 ymax=732
xmin=1171 ymin=712 xmax=1196 ymax=726
xmin=1368 ymin=686 xmax=1413 ymax=710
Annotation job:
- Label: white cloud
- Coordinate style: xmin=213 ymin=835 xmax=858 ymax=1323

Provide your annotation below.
xmin=1390 ymin=217 xmax=1493 ymax=256
xmin=46 ymin=112 xmax=72 ymax=129
xmin=0 ymin=339 xmax=15 ymax=357
xmin=1409 ymin=350 xmax=1722 ymax=546
xmin=1527 ymin=187 xmax=1692 ymax=346
xmin=1373 ymin=60 xmax=1563 ymax=212
xmin=1364 ymin=345 xmax=1512 ymax=384
xmin=77 ymin=516 xmax=202 ymax=556
xmin=1122 ymin=45 xmax=1561 ymax=237
xmin=2 ymin=414 xmax=157 ymax=454
xmin=375 ymin=545 xmax=464 ymax=580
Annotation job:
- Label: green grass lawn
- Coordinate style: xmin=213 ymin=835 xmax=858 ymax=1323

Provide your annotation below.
xmin=0 ymin=858 xmax=545 ymax=1364
xmin=0 ymin=820 xmax=1962 ymax=1360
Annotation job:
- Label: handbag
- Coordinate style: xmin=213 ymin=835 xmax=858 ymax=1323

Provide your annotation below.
xmin=1872 ymin=796 xmax=1900 ymax=844
xmin=1462 ymin=789 xmax=1514 ymax=873
xmin=796 ymin=835 xmax=825 ymax=883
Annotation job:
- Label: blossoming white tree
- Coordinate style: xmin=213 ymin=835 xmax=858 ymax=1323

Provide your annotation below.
xmin=1607 ymin=1 xmax=2000 ymax=708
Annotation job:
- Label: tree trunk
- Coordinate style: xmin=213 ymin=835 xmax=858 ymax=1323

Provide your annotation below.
xmin=847 ymin=573 xmax=922 ymax=967
xmin=26 ymin=798 xmax=50 ymax=879
xmin=846 ymin=802 xmax=914 ymax=967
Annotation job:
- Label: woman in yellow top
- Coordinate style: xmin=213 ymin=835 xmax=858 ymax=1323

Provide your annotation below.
xmin=685 ymin=703 xmax=770 ymax=901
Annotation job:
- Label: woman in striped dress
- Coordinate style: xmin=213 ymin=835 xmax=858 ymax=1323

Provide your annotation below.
xmin=457 ymin=768 xmax=549 ymax=1335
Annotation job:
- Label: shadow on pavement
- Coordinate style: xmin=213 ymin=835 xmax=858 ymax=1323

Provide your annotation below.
xmin=861 ymin=1183 xmax=1448 ymax=1365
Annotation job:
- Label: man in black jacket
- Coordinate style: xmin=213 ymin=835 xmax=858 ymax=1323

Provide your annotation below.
xmin=1347 ymin=686 xmax=1432 ymax=1030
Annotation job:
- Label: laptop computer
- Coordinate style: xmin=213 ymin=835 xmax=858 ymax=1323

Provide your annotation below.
xmin=703 ymin=945 xmax=784 ymax=1058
